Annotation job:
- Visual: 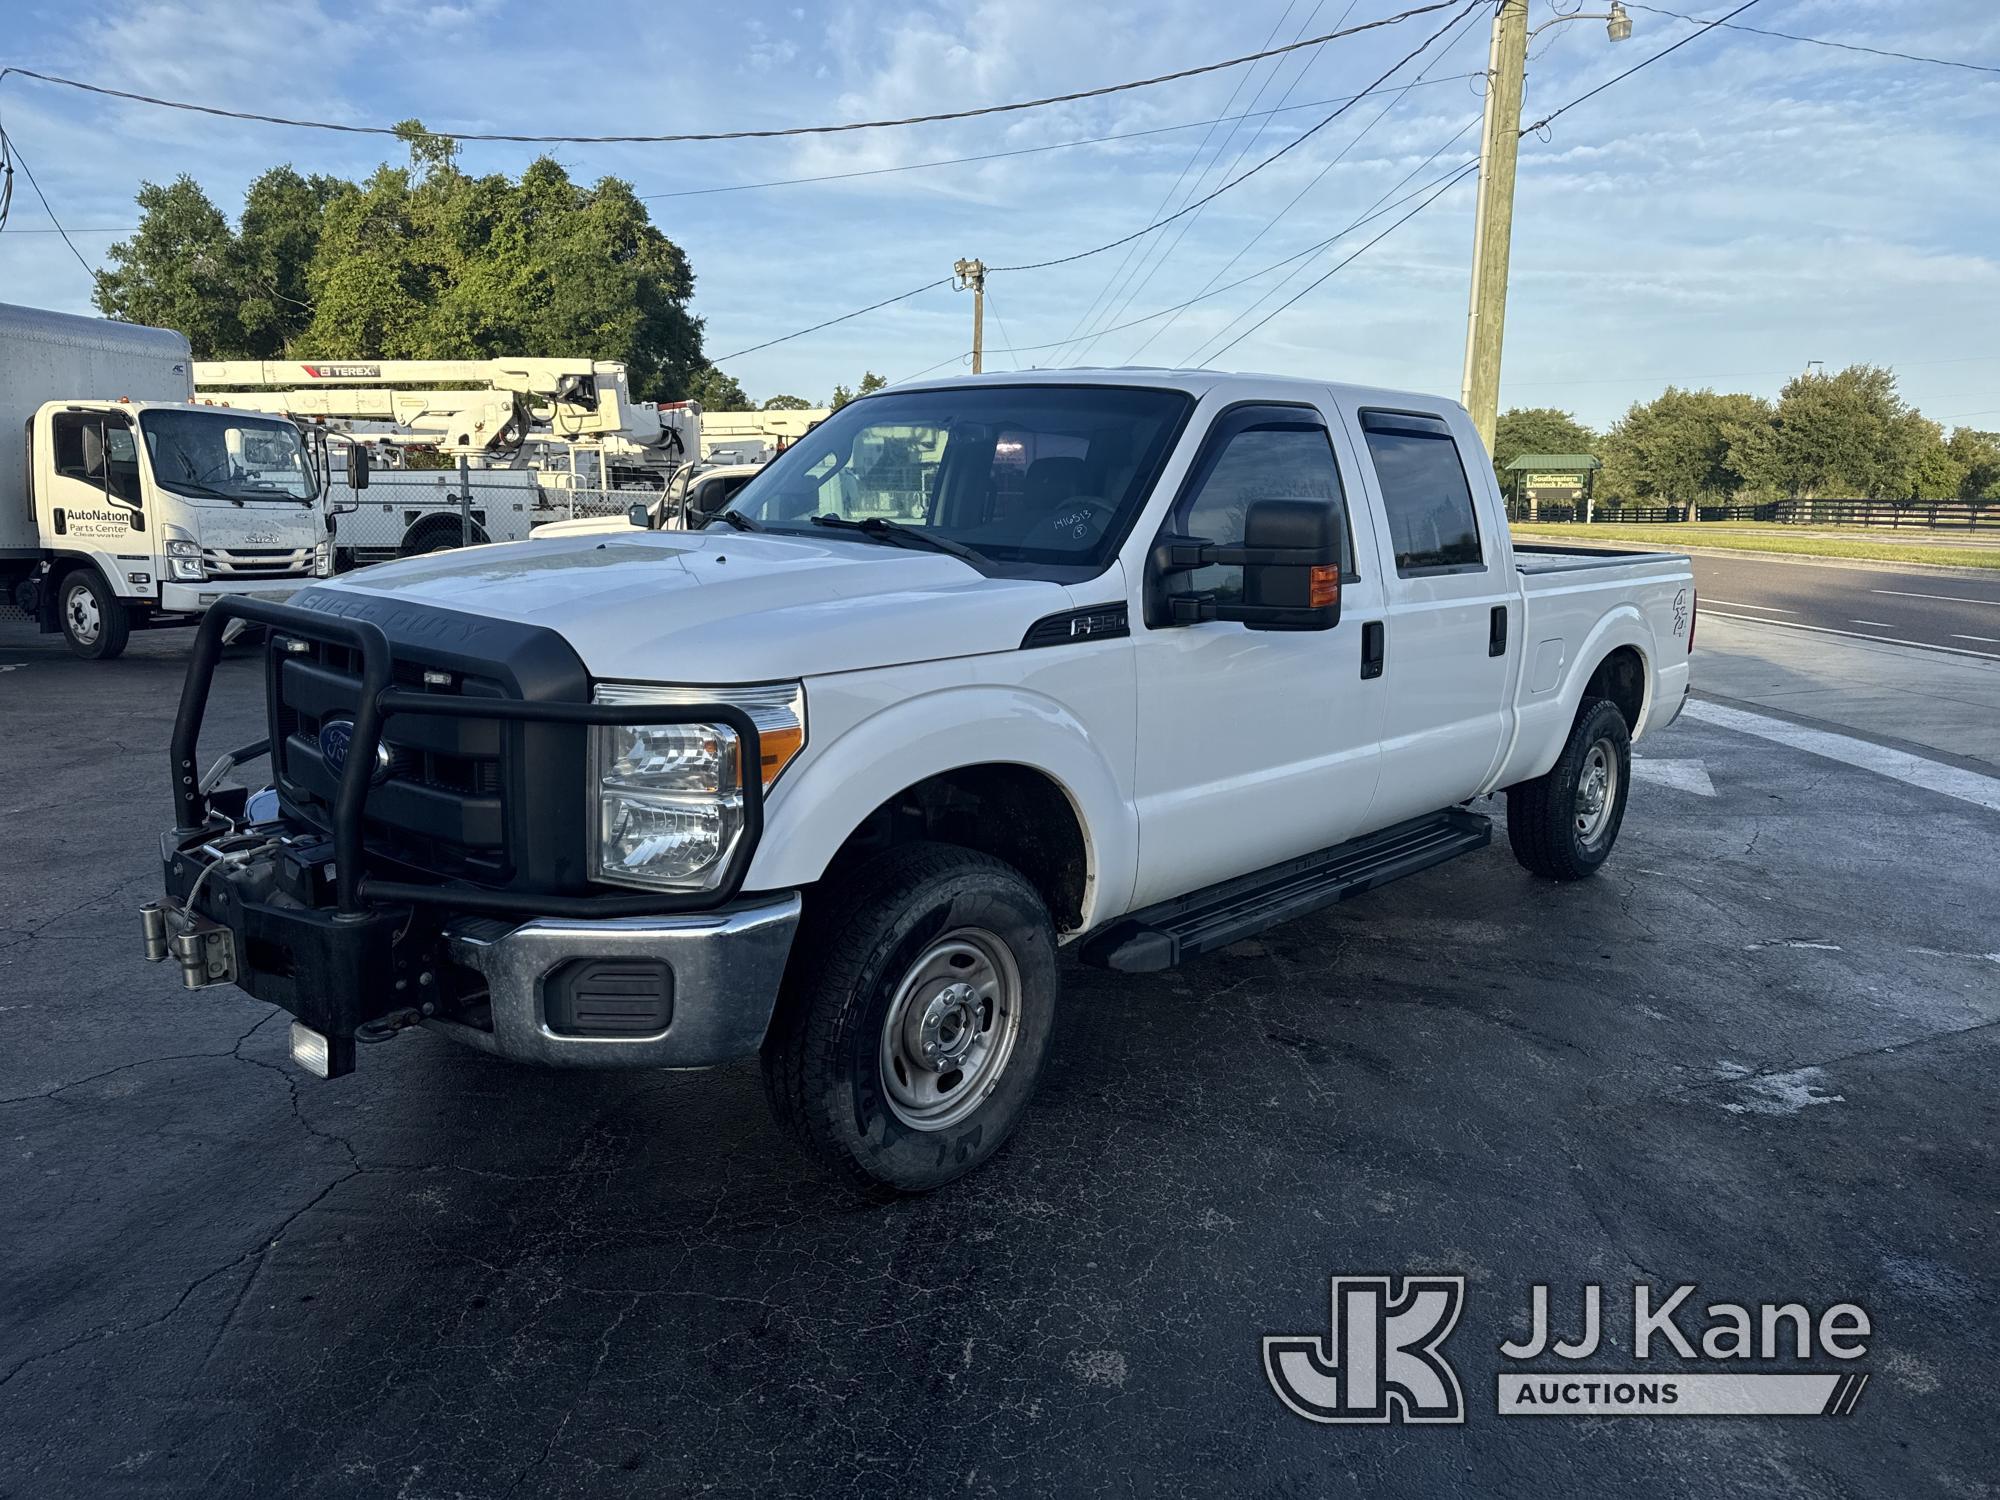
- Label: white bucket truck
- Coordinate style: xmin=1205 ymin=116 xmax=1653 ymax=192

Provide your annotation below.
xmin=0 ymin=303 xmax=337 ymax=660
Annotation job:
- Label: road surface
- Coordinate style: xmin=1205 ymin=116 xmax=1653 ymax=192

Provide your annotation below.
xmin=1611 ymin=551 xmax=2000 ymax=660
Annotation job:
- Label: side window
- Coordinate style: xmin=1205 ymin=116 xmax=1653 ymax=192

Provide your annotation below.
xmin=52 ymin=412 xmax=91 ymax=481
xmin=1359 ymin=410 xmax=1483 ymax=574
xmin=1170 ymin=419 xmax=1349 ymax=605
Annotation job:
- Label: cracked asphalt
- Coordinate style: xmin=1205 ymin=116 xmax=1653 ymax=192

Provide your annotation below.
xmin=2 ymin=620 xmax=1996 ymax=1499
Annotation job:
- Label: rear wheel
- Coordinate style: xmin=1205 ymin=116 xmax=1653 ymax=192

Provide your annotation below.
xmin=1506 ymin=697 xmax=1631 ymax=881
xmin=59 ymin=569 xmax=130 ymax=661
xmin=761 ymin=842 xmax=1058 ymax=1193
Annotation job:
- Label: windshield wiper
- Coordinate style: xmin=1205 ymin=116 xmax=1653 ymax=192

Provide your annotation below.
xmin=809 ymin=514 xmax=985 ymax=565
xmin=165 ymin=477 xmax=245 ymax=506
xmin=706 ymin=508 xmax=763 ymax=532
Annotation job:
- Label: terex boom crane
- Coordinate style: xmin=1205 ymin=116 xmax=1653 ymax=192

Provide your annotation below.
xmin=192 ymin=358 xmax=699 ymax=488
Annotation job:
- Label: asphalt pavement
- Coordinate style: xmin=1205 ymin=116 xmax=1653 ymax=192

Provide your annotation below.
xmin=2 ymin=619 xmax=1997 ymax=1499
xmin=1687 ymin=554 xmax=2000 ymax=660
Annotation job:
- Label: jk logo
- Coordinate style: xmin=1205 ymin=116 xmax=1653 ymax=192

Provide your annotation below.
xmin=1264 ymin=1276 xmax=1466 ymax=1424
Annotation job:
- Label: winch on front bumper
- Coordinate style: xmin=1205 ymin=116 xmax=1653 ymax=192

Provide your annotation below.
xmin=140 ymin=596 xmax=799 ymax=1079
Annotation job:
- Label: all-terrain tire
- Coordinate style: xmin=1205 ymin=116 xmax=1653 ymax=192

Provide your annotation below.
xmin=761 ymin=842 xmax=1059 ymax=1193
xmin=1506 ymin=697 xmax=1632 ymax=881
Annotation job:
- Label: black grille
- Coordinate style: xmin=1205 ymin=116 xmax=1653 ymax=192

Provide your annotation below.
xmin=271 ymin=643 xmax=513 ymax=882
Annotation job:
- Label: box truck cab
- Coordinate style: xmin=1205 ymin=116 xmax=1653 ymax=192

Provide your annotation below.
xmin=1 ymin=303 xmax=333 ymax=660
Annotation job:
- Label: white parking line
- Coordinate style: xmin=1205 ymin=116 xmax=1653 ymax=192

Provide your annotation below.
xmin=1850 ymin=619 xmax=1893 ymax=628
xmin=1871 ymin=588 xmax=2000 ymax=608
xmin=1683 ymin=701 xmax=2000 ymax=815
xmin=1705 ymin=599 xmax=1794 ymax=612
xmin=1953 ymin=634 xmax=2000 ymax=644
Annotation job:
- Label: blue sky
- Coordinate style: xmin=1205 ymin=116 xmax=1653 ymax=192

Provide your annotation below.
xmin=2 ymin=0 xmax=1996 ymax=430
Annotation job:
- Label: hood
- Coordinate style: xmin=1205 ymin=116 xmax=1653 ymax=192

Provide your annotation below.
xmin=313 ymin=528 xmax=1074 ymax=682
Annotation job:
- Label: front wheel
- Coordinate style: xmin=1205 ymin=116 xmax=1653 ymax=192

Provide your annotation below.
xmin=761 ymin=843 xmax=1059 ymax=1193
xmin=59 ymin=569 xmax=131 ymax=661
xmin=1506 ymin=697 xmax=1631 ymax=881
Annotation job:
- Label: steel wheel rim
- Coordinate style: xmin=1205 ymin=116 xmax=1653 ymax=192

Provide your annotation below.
xmin=878 ymin=926 xmax=1022 ymax=1132
xmin=66 ymin=583 xmax=100 ymax=645
xmin=1575 ymin=737 xmax=1619 ymax=845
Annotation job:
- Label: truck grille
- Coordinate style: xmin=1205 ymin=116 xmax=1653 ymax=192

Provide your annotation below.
xmin=205 ymin=545 xmax=312 ymax=579
xmin=270 ymin=642 xmax=512 ymax=882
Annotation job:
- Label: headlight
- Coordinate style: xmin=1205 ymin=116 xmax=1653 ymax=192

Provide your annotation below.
xmin=164 ymin=532 xmax=204 ymax=580
xmin=588 ymin=682 xmax=805 ymax=892
xmin=313 ymin=540 xmax=332 ymax=577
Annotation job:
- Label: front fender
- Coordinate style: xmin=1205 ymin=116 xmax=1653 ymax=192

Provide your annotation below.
xmin=743 ymin=684 xmax=1134 ymax=932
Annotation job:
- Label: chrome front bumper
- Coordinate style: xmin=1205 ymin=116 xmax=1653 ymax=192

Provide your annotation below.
xmin=432 ymin=893 xmax=802 ymax=1068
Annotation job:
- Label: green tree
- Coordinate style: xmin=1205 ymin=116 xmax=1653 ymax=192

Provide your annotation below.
xmin=1750 ymin=364 xmax=1926 ymax=500
xmin=234 ymin=166 xmax=341 ymax=354
xmin=95 ymin=124 xmax=709 ymax=399
xmin=1946 ymin=427 xmax=2000 ymax=502
xmin=686 ymin=366 xmax=750 ymax=409
xmin=94 ymin=176 xmax=247 ymax=354
xmin=761 ymin=394 xmax=814 ymax=410
xmin=829 ymin=371 xmax=888 ymax=410
xmin=1491 ymin=407 xmax=1596 ymax=485
xmin=1904 ymin=418 xmax=1964 ymax=502
xmin=1599 ymin=387 xmax=1773 ymax=511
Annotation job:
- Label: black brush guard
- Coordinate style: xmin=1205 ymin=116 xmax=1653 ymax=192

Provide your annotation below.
xmin=160 ymin=596 xmax=766 ymax=1067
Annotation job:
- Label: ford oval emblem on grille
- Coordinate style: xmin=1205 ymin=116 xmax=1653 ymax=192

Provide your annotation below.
xmin=319 ymin=718 xmax=393 ymax=782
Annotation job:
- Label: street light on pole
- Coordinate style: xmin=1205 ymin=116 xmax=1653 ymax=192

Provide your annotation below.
xmin=1460 ymin=1 xmax=1633 ymax=454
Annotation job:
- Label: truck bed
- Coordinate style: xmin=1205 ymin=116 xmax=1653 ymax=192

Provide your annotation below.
xmin=1513 ymin=542 xmax=1691 ymax=575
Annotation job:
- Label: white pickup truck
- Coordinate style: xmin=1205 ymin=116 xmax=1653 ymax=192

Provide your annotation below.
xmin=143 ymin=370 xmax=1693 ymax=1191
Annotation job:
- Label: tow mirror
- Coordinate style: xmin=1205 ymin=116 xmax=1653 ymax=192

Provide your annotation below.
xmin=1152 ymin=497 xmax=1343 ymax=632
xmin=350 ymin=443 xmax=371 ymax=491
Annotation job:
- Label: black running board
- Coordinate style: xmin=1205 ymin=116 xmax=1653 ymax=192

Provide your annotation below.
xmin=1079 ymin=808 xmax=1491 ymax=973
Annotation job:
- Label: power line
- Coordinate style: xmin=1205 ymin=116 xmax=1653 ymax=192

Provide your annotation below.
xmin=1203 ymin=162 xmax=1478 ymax=359
xmin=701 ymin=2 xmax=1484 ymax=365
xmin=1132 ymin=0 xmax=1487 ymax=362
xmin=991 ymin=0 xmax=1489 ymax=274
xmin=1624 ymin=5 xmax=2000 ymax=76
xmin=1180 ymin=115 xmax=1481 ymax=364
xmin=948 ymin=154 xmax=1486 ymax=363
xmin=1069 ymin=0 xmax=1358 ymax=368
xmin=1205 ymin=0 xmax=1767 ymax=362
xmin=0 ymin=127 xmax=95 ymax=279
xmin=708 ymin=278 xmax=952 ymax=364
xmin=1059 ymin=1 xmax=1314 ymax=367
xmin=0 ymin=7 xmax=1469 ymax=146
xmin=1522 ymin=0 xmax=1767 ymax=135
xmin=635 ymin=75 xmax=1482 ymax=202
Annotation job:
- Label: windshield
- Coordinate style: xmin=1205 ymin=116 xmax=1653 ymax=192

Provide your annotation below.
xmin=725 ymin=384 xmax=1194 ymax=570
xmin=139 ymin=409 xmax=317 ymax=503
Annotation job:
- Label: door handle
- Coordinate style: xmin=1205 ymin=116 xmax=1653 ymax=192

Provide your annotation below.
xmin=1489 ymin=604 xmax=1508 ymax=657
xmin=1361 ymin=620 xmax=1385 ymax=679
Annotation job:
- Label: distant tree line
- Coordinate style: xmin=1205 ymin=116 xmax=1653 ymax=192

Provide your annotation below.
xmin=1493 ymin=366 xmax=2000 ymax=509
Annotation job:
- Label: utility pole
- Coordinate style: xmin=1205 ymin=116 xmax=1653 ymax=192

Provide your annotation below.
xmin=1460 ymin=0 xmax=1529 ymax=456
xmin=954 ymin=258 xmax=986 ymax=374
xmin=1460 ymin=2 xmax=1632 ymax=454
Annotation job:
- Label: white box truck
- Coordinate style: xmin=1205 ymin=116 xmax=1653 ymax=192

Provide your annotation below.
xmin=1 ymin=303 xmax=333 ymax=660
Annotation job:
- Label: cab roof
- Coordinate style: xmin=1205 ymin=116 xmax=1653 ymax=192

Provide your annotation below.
xmin=888 ymin=365 xmax=1466 ymax=417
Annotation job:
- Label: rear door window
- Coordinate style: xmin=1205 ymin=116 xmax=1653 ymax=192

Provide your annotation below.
xmin=1359 ymin=410 xmax=1484 ymax=575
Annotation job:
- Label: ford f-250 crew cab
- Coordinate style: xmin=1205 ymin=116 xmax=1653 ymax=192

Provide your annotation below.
xmin=141 ymin=370 xmax=1694 ymax=1191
